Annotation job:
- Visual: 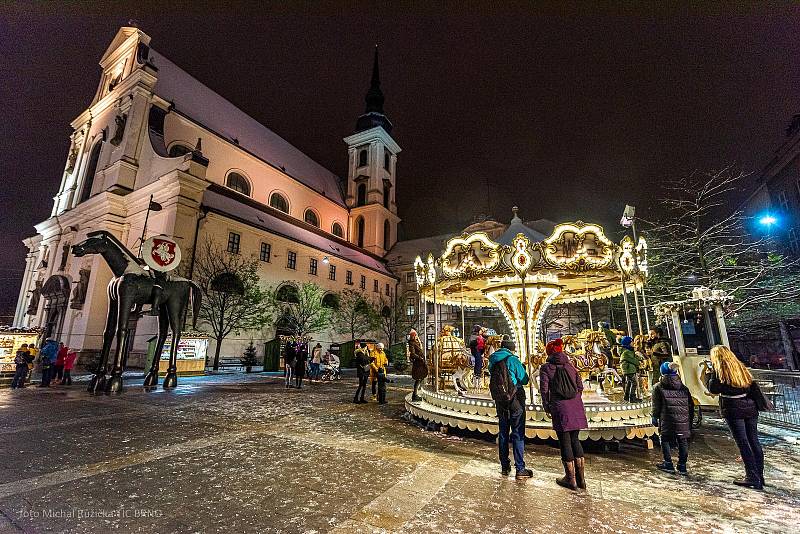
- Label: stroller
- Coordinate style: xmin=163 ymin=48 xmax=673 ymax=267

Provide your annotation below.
xmin=320 ymin=361 xmax=341 ymax=381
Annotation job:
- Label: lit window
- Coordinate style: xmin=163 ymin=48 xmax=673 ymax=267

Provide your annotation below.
xmin=346 ymin=270 xmax=353 ymax=285
xmin=226 ymin=172 xmax=251 ymax=196
xmin=329 ymin=264 xmax=336 ymax=281
xmin=373 ymin=279 xmax=379 ymax=293
xmin=270 ymin=192 xmax=289 ymax=214
xmin=332 ymin=222 xmax=344 ymax=238
xmin=227 ymin=232 xmax=240 ymax=254
xmin=287 ymin=251 xmax=297 ymax=270
xmin=406 ymin=301 xmax=416 ymax=317
xmin=304 ymin=209 xmax=319 ymax=227
xmin=358 ymin=149 xmax=368 ymax=167
xmin=360 ymin=275 xmax=366 ymax=290
xmin=260 ymin=242 xmax=271 ymax=262
xmin=426 ymin=333 xmax=435 ymax=350
xmin=309 ymin=258 xmax=318 ymax=275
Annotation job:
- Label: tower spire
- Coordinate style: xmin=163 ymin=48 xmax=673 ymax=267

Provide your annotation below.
xmin=355 ymin=45 xmax=392 ymax=133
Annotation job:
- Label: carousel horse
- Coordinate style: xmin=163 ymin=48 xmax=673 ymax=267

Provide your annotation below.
xmin=633 ymin=334 xmax=652 ymax=394
xmin=72 ymin=231 xmax=201 ymax=394
xmin=433 ymin=325 xmax=471 ymax=390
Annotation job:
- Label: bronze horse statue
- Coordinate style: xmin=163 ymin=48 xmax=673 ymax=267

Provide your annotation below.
xmin=72 ymin=230 xmax=201 ymax=394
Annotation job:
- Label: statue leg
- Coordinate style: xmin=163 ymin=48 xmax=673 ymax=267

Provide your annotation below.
xmin=89 ymin=298 xmax=117 ymax=394
xmin=144 ymin=306 xmax=169 ymax=387
xmin=106 ymin=296 xmax=133 ymax=394
xmin=162 ymin=293 xmax=185 ymax=389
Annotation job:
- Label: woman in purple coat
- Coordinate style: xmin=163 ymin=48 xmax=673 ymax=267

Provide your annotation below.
xmin=539 ymin=338 xmax=588 ymax=491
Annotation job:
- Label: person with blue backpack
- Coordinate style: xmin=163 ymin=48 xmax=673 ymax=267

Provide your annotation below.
xmin=540 ymin=338 xmax=588 ymax=491
xmin=488 ymin=336 xmax=532 ymax=480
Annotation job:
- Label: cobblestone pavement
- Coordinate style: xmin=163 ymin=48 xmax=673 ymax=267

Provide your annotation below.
xmin=0 ymin=373 xmax=798 ymax=533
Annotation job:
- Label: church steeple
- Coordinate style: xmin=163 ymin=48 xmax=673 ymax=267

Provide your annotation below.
xmin=356 ymin=45 xmax=393 ymax=134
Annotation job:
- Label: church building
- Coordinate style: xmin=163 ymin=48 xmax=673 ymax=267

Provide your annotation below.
xmin=13 ymin=27 xmax=401 ymax=363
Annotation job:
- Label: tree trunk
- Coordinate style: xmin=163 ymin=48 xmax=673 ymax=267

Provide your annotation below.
xmin=213 ymin=335 xmax=223 ymax=371
xmin=778 ymin=320 xmax=797 ymax=371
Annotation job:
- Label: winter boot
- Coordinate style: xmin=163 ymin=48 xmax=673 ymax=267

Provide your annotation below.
xmin=556 ymin=461 xmax=578 ymax=490
xmin=677 ymin=463 xmax=688 ymax=476
xmin=574 ymin=457 xmax=586 ymax=489
xmin=656 ymin=461 xmax=675 ymax=473
xmin=733 ymin=477 xmax=763 ymax=490
xmin=515 ymin=468 xmax=533 ymax=480
xmin=501 ymin=465 xmax=511 ymax=476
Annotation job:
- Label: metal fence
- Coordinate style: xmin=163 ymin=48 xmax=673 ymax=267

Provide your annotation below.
xmin=750 ymin=369 xmax=800 ymax=431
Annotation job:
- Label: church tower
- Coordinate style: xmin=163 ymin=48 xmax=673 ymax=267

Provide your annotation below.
xmin=344 ymin=47 xmax=401 ymax=257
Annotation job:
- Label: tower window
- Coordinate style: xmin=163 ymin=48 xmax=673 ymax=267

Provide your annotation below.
xmin=355 ymin=216 xmax=365 ymax=248
xmin=226 ymin=172 xmax=251 ymax=196
xmin=384 ymin=148 xmax=391 ymax=171
xmin=358 ymin=149 xmax=368 ymax=167
xmin=332 ymin=222 xmax=344 ymax=238
xmin=270 ymin=192 xmax=290 ymax=214
xmin=383 ymin=184 xmax=390 ymax=209
xmin=304 ymin=209 xmax=319 ymax=227
xmin=383 ymin=219 xmax=391 ymax=250
xmin=79 ymin=141 xmax=103 ymax=203
xmin=227 ymin=232 xmax=241 ymax=254
xmin=356 ymin=183 xmax=367 ymax=207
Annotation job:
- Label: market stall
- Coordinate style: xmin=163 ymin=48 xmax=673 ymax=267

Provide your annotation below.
xmin=0 ymin=328 xmax=40 ymax=374
xmin=146 ymin=332 xmax=209 ymax=376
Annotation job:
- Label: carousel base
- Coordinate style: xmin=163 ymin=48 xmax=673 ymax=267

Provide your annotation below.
xmin=405 ymin=387 xmax=657 ymax=442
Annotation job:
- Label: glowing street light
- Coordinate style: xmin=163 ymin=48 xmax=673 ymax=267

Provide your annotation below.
xmin=758 ymin=214 xmax=777 ymax=227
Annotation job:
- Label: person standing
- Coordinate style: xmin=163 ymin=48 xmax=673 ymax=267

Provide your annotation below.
xmin=39 ymin=338 xmax=59 ymax=388
xmin=54 ymin=343 xmax=67 ymax=383
xmin=488 ymin=336 xmax=532 ymax=479
xmin=408 ymin=330 xmax=427 ymax=402
xmin=652 ymin=361 xmax=692 ymax=475
xmin=370 ymin=343 xmax=388 ymax=399
xmin=310 ymin=343 xmax=323 ymax=382
xmin=619 ymin=336 xmax=641 ymax=402
xmin=468 ymin=324 xmax=486 ymax=384
xmin=705 ymin=345 xmax=766 ymax=490
xmin=61 ymin=348 xmax=78 ymax=386
xmin=11 ymin=344 xmax=32 ymax=389
xmin=353 ymin=342 xmax=370 ymax=404
xmin=294 ymin=343 xmax=308 ymax=389
xmin=539 ymin=338 xmax=588 ymax=490
xmin=284 ymin=341 xmax=297 ymax=388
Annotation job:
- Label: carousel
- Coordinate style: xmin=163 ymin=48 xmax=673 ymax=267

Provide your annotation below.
xmin=405 ymin=209 xmax=657 ymax=443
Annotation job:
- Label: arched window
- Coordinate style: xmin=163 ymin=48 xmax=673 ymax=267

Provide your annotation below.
xmin=355 ymin=216 xmax=365 ymax=248
xmin=322 ymin=293 xmax=339 ymax=310
xmin=168 ymin=144 xmax=192 ymax=158
xmin=383 ymin=219 xmax=391 ymax=250
xmin=357 ymin=183 xmax=367 ymax=207
xmin=276 ymin=284 xmax=299 ymax=303
xmin=331 ymin=222 xmax=344 ymax=238
xmin=303 ymin=209 xmax=319 ymax=227
xmin=383 ymin=183 xmax=390 ymax=208
xmin=226 ymin=172 xmax=251 ymax=196
xmin=358 ymin=149 xmax=368 ymax=167
xmin=269 ymin=192 xmax=289 ymax=213
xmin=79 ymin=141 xmax=103 ymax=203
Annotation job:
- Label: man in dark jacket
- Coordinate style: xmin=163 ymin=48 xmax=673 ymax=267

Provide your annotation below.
xmin=294 ymin=343 xmax=308 ymax=389
xmin=652 ymin=362 xmax=692 ymax=474
xmin=11 ymin=344 xmax=32 ymax=388
xmin=488 ymin=337 xmax=532 ymax=480
xmin=39 ymin=339 xmax=59 ymax=388
xmin=353 ymin=342 xmax=370 ymax=404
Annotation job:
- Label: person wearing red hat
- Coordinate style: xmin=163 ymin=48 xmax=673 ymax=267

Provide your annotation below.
xmin=540 ymin=338 xmax=589 ymax=491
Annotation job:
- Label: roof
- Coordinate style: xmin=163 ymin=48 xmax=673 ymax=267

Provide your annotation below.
xmin=385 ymin=233 xmax=457 ymax=266
xmin=149 ymin=49 xmax=346 ymax=206
xmin=201 ymin=185 xmax=392 ymax=277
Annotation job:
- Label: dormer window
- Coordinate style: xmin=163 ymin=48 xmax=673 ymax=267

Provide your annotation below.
xmin=358 ymin=149 xmax=368 ymax=167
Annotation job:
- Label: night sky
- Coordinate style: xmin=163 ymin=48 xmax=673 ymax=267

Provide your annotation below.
xmin=2 ymin=3 xmax=800 ymax=318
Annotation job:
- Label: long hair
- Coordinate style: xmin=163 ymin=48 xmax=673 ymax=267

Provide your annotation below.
xmin=710 ymin=345 xmax=752 ymax=389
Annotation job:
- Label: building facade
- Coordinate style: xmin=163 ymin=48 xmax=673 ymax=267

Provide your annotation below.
xmin=13 ymin=27 xmax=401 ymax=364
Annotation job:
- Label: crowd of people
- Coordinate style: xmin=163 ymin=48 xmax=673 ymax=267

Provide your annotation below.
xmin=10 ymin=338 xmax=77 ymax=389
xmin=283 ymin=340 xmax=341 ymax=388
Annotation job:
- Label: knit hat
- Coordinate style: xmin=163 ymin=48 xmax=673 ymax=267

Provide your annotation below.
xmin=660 ymin=361 xmax=679 ymax=376
xmin=620 ymin=336 xmax=633 ymax=348
xmin=545 ymin=338 xmax=564 ymax=356
xmin=472 ymin=324 xmax=482 ymax=334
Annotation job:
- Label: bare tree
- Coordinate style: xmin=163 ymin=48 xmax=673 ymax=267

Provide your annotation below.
xmin=376 ymin=294 xmax=415 ymax=346
xmin=266 ymin=282 xmax=331 ymax=338
xmin=191 ymin=238 xmax=274 ymax=370
xmin=329 ymin=288 xmax=378 ymax=341
xmin=644 ymin=167 xmax=800 ymax=367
